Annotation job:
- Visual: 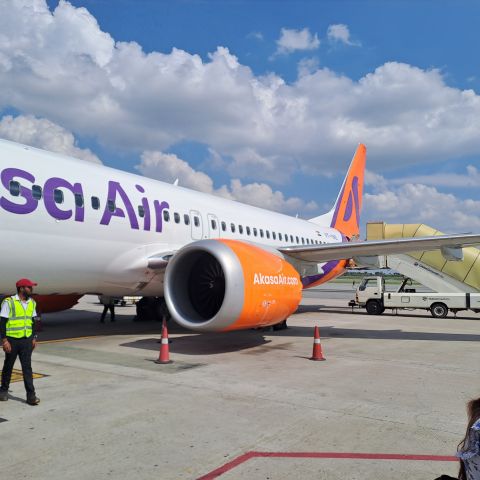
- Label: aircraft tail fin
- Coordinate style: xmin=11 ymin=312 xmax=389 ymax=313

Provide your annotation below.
xmin=309 ymin=144 xmax=366 ymax=239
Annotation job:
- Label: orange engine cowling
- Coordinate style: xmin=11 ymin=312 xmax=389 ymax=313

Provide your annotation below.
xmin=164 ymin=239 xmax=302 ymax=332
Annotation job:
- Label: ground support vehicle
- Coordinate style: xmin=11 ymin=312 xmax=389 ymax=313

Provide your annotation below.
xmin=351 ymin=276 xmax=480 ymax=318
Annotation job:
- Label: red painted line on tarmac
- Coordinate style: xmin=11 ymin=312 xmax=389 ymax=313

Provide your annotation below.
xmin=197 ymin=451 xmax=458 ymax=479
xmin=252 ymin=452 xmax=458 ymax=461
xmin=197 ymin=452 xmax=256 ymax=480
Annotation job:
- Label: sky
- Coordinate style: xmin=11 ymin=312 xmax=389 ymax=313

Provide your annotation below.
xmin=0 ymin=0 xmax=479 ymax=233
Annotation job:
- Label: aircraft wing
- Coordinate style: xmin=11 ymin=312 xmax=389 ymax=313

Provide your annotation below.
xmin=279 ymin=233 xmax=480 ymax=263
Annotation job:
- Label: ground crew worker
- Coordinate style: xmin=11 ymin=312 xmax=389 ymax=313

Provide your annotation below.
xmin=0 ymin=278 xmax=40 ymax=405
xmin=99 ymin=295 xmax=115 ymax=323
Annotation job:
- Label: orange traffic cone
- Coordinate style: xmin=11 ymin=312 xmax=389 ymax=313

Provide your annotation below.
xmin=310 ymin=326 xmax=325 ymax=361
xmin=155 ymin=322 xmax=173 ymax=364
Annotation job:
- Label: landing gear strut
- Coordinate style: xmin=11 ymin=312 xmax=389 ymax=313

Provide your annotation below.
xmin=272 ymin=319 xmax=288 ymax=331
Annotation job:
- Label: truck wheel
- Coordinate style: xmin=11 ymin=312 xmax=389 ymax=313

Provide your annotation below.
xmin=431 ymin=303 xmax=448 ymax=318
xmin=366 ymin=300 xmax=384 ymax=315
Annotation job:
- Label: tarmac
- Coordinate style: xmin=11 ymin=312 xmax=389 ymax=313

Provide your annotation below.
xmin=0 ymin=286 xmax=479 ymax=479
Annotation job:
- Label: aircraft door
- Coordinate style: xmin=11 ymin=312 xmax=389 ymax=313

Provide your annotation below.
xmin=207 ymin=214 xmax=220 ymax=238
xmin=190 ymin=210 xmax=203 ymax=240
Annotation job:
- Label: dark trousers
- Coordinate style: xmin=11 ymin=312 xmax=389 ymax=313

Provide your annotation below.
xmin=100 ymin=305 xmax=115 ymax=322
xmin=1 ymin=337 xmax=35 ymax=395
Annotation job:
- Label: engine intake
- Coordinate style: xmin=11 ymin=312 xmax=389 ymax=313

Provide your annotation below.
xmin=164 ymin=239 xmax=302 ymax=332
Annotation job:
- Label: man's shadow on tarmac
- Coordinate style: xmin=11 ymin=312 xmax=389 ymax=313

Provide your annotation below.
xmin=2 ymin=392 xmax=29 ymax=404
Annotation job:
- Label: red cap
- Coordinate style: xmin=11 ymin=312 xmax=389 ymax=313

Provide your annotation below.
xmin=16 ymin=278 xmax=37 ymax=288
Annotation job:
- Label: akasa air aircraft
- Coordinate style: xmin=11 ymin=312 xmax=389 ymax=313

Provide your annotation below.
xmin=1 ymin=138 xmax=479 ymax=331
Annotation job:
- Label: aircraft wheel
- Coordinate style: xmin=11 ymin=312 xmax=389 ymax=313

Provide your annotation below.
xmin=431 ymin=303 xmax=448 ymax=318
xmin=366 ymin=300 xmax=384 ymax=315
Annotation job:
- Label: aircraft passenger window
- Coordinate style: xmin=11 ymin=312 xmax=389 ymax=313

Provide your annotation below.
xmin=296 ymin=236 xmax=299 ymax=244
xmin=211 ymin=219 xmax=217 ymax=229
xmin=266 ymin=231 xmax=270 ymax=239
xmin=239 ymin=225 xmax=243 ymax=234
xmin=194 ymin=216 xmax=200 ymax=227
xmin=272 ymin=232 xmax=276 ymax=240
xmin=253 ymin=228 xmax=258 ymax=237
xmin=174 ymin=212 xmax=180 ymax=224
xmin=9 ymin=181 xmax=20 ymax=197
xmin=74 ymin=193 xmax=84 ymax=208
xmin=184 ymin=214 xmax=190 ymax=225
xmin=246 ymin=226 xmax=251 ymax=235
xmin=230 ymin=223 xmax=235 ymax=233
xmin=301 ymin=237 xmax=305 ymax=244
xmin=91 ymin=197 xmax=100 ymax=210
xmin=290 ymin=235 xmax=294 ymax=243
xmin=54 ymin=189 xmax=64 ymax=204
xmin=138 ymin=206 xmax=145 ymax=218
xmin=260 ymin=229 xmax=264 ymax=238
xmin=32 ymin=185 xmax=42 ymax=200
xmin=163 ymin=210 xmax=170 ymax=222
xmin=107 ymin=199 xmax=115 ymax=212
xmin=279 ymin=233 xmax=282 ymax=241
xmin=221 ymin=221 xmax=226 ymax=231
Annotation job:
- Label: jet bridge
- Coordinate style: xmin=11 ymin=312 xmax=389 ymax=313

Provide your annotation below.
xmin=364 ymin=222 xmax=480 ymax=293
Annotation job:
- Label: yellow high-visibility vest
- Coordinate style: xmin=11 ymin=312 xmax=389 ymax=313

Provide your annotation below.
xmin=4 ymin=296 xmax=36 ymax=339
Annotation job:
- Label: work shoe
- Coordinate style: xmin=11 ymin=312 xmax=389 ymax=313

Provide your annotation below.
xmin=26 ymin=395 xmax=40 ymax=406
xmin=0 ymin=390 xmax=8 ymax=401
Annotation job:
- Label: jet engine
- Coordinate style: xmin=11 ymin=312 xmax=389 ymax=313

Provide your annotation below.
xmin=164 ymin=239 xmax=302 ymax=332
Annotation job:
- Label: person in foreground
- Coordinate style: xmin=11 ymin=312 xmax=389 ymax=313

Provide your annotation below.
xmin=456 ymin=397 xmax=480 ymax=479
xmin=0 ymin=278 xmax=40 ymax=405
xmin=435 ymin=397 xmax=480 ymax=480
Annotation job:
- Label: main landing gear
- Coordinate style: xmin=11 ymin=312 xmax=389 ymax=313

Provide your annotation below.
xmin=134 ymin=297 xmax=171 ymax=322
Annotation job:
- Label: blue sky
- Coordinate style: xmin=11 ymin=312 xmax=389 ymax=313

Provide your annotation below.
xmin=58 ymin=0 xmax=480 ymax=89
xmin=1 ymin=0 xmax=479 ymax=232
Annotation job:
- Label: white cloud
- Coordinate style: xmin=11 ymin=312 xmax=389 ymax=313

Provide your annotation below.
xmin=247 ymin=32 xmax=264 ymax=41
xmin=137 ymin=151 xmax=214 ymax=193
xmin=363 ymin=173 xmax=480 ymax=233
xmin=275 ymin=28 xmax=320 ymax=55
xmin=389 ymin=165 xmax=480 ymax=188
xmin=136 ymin=151 xmax=317 ymax=215
xmin=0 ymin=114 xmax=102 ymax=163
xmin=2 ymin=1 xmax=480 ymax=187
xmin=327 ymin=24 xmax=360 ymax=46
xmin=297 ymin=57 xmax=320 ymax=77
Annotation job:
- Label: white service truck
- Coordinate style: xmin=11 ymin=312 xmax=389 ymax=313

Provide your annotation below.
xmin=352 ymin=276 xmax=480 ymax=318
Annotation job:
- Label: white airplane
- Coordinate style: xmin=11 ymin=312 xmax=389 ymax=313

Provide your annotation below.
xmin=1 ymin=139 xmax=479 ymax=331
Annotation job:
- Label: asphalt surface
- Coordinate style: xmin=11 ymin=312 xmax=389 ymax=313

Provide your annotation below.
xmin=0 ymin=288 xmax=478 ymax=479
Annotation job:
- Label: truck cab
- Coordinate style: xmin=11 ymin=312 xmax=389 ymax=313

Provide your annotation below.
xmin=356 ymin=276 xmax=385 ymax=315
